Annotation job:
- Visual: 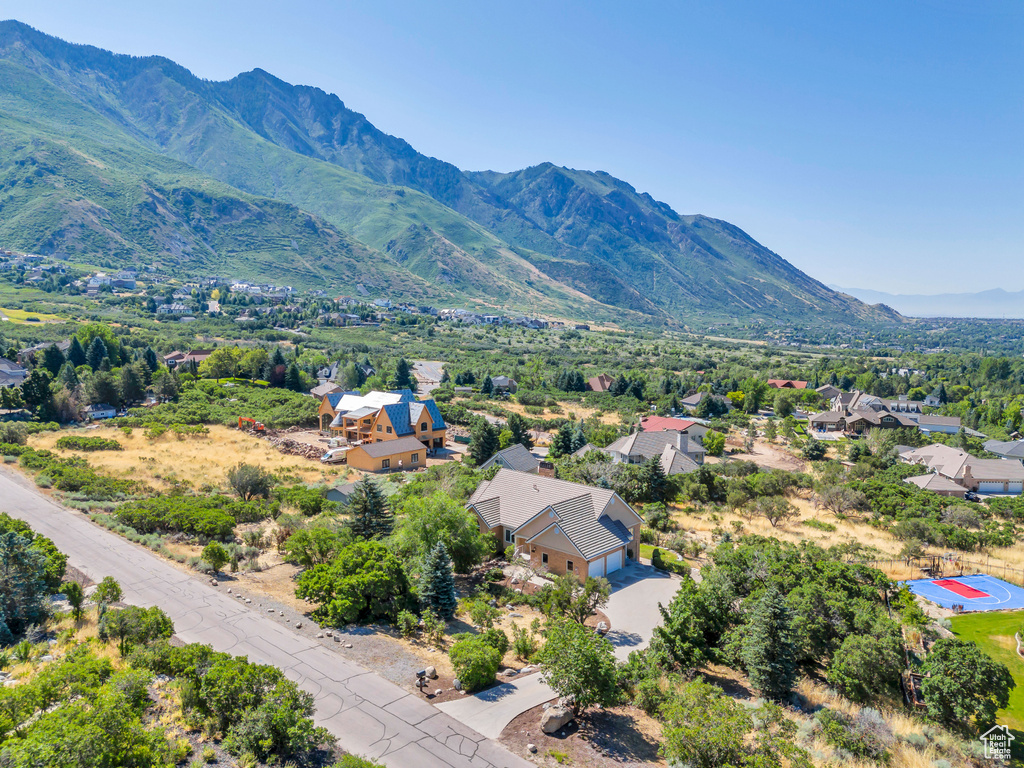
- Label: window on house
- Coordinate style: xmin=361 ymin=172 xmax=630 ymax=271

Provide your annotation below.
xmin=421 ymin=422 xmax=428 ymax=431
xmin=541 ymin=552 xmax=548 ymax=564
xmin=377 ymin=425 xmax=382 ymax=432
xmin=566 ymin=560 xmax=574 ymax=572
xmin=381 ymin=459 xmax=390 ymax=469
xmin=411 ymin=453 xmax=419 ymax=463
xmin=505 ymin=529 xmax=512 ymax=543
xmin=386 ymin=426 xmax=393 ymax=434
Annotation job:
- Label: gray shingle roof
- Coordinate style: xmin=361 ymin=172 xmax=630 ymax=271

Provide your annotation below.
xmin=539 ymin=494 xmax=632 ymax=559
xmin=356 ymin=436 xmax=427 ymax=458
xmin=660 ymin=444 xmax=700 ymax=476
xmin=904 ymin=473 xmax=966 ymax=494
xmin=480 ymin=443 xmax=540 ymax=473
xmin=984 ymin=440 xmax=1024 ymax=459
xmin=467 ymin=468 xmax=620 ymax=532
xmin=605 ymin=430 xmax=704 ymax=461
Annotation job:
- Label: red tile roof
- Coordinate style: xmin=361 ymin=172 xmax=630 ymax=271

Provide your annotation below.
xmin=640 ymin=415 xmax=699 ymax=432
xmin=767 ymin=379 xmax=808 ymax=389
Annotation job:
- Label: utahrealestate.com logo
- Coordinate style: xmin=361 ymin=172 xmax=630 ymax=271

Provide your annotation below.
xmin=980 ymin=724 xmax=1013 ymax=760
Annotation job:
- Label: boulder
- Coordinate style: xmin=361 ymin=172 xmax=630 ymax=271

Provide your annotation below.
xmin=424 ymin=666 xmax=437 ymax=680
xmin=596 ymin=621 xmax=609 ymax=633
xmin=434 ymin=689 xmax=443 ymax=696
xmin=453 ymin=678 xmax=462 ymax=691
xmin=541 ymin=705 xmax=574 ymax=734
xmin=295 ymin=622 xmax=302 ymax=629
xmin=527 ymin=744 xmax=537 ymax=753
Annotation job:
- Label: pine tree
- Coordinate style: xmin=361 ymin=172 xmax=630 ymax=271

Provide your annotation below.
xmin=41 ymin=344 xmax=65 ymax=376
xmin=393 ymin=358 xmax=415 ymax=390
xmin=348 ymin=477 xmax=393 ymax=539
xmin=550 ymin=423 xmax=574 ymax=458
xmin=143 ymin=346 xmax=159 ymax=372
xmin=469 ymin=421 xmax=500 ymax=466
xmin=570 ymin=421 xmax=588 ymax=453
xmin=505 ymin=412 xmax=533 ymax=449
xmin=420 ymin=541 xmax=457 ymax=620
xmin=265 ymin=347 xmax=287 ymax=387
xmin=480 ymin=376 xmax=493 ymax=395
xmin=285 ymin=363 xmax=303 ymax=392
xmin=67 ymin=337 xmax=87 ymax=368
xmin=742 ymin=586 xmax=797 ymax=701
xmin=641 ymin=456 xmax=669 ymax=503
xmin=86 ymin=336 xmax=108 ymax=370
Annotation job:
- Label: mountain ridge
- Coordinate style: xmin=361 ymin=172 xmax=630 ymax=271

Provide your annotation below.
xmin=0 ymin=19 xmax=900 ymax=327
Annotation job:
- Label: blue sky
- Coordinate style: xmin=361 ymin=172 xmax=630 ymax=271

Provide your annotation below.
xmin=3 ymin=1 xmax=1022 ymax=293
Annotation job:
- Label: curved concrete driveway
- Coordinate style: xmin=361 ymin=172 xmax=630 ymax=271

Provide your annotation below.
xmin=436 ymin=672 xmax=555 ymax=739
xmin=0 ymin=469 xmax=530 ymax=768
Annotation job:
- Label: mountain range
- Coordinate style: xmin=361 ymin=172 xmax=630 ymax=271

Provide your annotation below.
xmin=835 ymin=286 xmax=1024 ymax=319
xmin=0 ymin=20 xmax=899 ymax=327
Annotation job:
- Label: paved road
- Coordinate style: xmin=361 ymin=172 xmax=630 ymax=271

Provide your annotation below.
xmin=0 ymin=469 xmax=531 ymax=768
xmin=435 ymin=673 xmax=555 ymax=739
xmin=413 ymin=361 xmax=445 ymax=397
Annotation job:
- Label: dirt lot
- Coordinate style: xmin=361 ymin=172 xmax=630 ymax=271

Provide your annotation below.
xmin=501 ymin=703 xmax=664 ymax=767
xmin=719 ymin=436 xmax=810 ymax=473
xmin=30 ymin=425 xmax=349 ymax=493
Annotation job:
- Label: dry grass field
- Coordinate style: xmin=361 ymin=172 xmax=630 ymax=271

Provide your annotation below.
xmin=30 ymin=424 xmax=351 ymax=493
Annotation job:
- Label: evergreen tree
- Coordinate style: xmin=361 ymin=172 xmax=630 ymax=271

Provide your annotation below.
xmin=41 ymin=344 xmax=65 ymax=377
xmin=264 ymin=347 xmax=287 ymax=387
xmin=86 ymin=336 xmax=108 ymax=370
xmin=67 ymin=336 xmax=87 ymax=368
xmin=420 ymin=541 xmax=457 ymax=620
xmin=285 ymin=363 xmax=303 ymax=392
xmin=640 ymin=456 xmax=669 ymax=503
xmin=20 ymin=369 xmax=53 ymax=416
xmin=118 ymin=364 xmax=145 ymax=405
xmin=0 ymin=532 xmax=49 ymax=633
xmin=469 ymin=421 xmax=500 ymax=466
xmin=348 ymin=478 xmax=393 ymax=539
xmin=143 ymin=346 xmax=159 ymax=372
xmin=549 ymin=423 xmax=575 ymax=458
xmin=570 ymin=421 xmax=588 ymax=453
xmin=480 ymin=376 xmax=493 ymax=396
xmin=505 ymin=412 xmax=533 ymax=449
xmin=742 ymin=586 xmax=798 ymax=701
xmin=393 ymin=358 xmax=415 ymax=390
xmin=938 ymin=382 xmax=948 ymax=404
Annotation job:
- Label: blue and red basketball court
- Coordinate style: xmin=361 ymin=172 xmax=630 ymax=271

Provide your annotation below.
xmin=904 ymin=574 xmax=1024 ymax=612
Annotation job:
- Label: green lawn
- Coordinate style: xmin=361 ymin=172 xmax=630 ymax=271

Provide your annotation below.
xmin=950 ymin=610 xmax=1024 ymax=731
xmin=639 ymin=544 xmax=681 ymax=561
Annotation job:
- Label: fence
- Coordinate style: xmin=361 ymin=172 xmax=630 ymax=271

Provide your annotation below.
xmin=859 ymin=557 xmax=1024 ymax=588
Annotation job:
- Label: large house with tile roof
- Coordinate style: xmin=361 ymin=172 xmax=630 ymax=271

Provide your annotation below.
xmin=318 ymin=389 xmax=447 ymax=451
xmin=901 ymin=444 xmax=1024 ymax=495
xmin=638 ymin=415 xmax=710 ymax=443
xmin=603 ymin=430 xmax=705 ymax=475
xmin=467 ymin=469 xmax=642 ymax=581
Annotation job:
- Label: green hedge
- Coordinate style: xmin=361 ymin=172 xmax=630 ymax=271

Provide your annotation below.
xmin=56 ymin=435 xmax=123 ymax=451
xmin=114 ymin=495 xmax=277 ymax=539
xmin=650 ymin=548 xmax=690 ymax=577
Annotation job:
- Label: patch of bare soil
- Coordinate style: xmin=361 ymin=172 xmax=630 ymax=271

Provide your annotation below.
xmin=726 ymin=438 xmax=809 ymax=473
xmin=500 ymin=702 xmax=665 ymax=767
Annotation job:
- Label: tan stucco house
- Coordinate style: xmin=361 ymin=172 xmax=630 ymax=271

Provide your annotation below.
xmin=467 ymin=469 xmax=643 ymax=582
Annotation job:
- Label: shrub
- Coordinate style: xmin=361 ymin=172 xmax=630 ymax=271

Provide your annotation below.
xmin=449 ymin=634 xmax=501 ymax=692
xmin=511 ymin=623 xmax=537 ymax=661
xmin=802 ymin=518 xmax=837 ymax=532
xmin=815 ymin=708 xmax=892 ymax=762
xmin=397 ymin=610 xmax=419 ymax=639
xmin=481 ymin=627 xmax=510 ymax=657
xmin=296 ymin=541 xmax=411 ymax=625
xmin=55 ymin=435 xmax=122 ymax=451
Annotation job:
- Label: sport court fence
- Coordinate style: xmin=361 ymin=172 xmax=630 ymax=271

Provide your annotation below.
xmin=859 ymin=557 xmax=1024 ymax=590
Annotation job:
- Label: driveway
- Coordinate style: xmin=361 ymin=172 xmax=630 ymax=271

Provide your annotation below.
xmin=0 ymin=468 xmax=530 ymax=768
xmin=603 ymin=562 xmax=683 ymax=660
xmin=435 ymin=672 xmax=555 ymax=739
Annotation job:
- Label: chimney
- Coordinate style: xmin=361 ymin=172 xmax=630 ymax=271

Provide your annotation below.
xmin=676 ymin=431 xmax=684 ymax=450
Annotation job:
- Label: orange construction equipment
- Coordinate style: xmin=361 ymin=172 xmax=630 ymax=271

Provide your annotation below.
xmin=238 ymin=417 xmax=266 ymax=433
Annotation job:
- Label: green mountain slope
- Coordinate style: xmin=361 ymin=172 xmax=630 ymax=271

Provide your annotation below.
xmin=0 ymin=20 xmax=899 ymax=327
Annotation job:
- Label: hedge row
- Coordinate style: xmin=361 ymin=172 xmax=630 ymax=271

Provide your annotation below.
xmin=55 ymin=436 xmax=123 ymax=452
xmin=115 ymin=495 xmax=278 ymax=539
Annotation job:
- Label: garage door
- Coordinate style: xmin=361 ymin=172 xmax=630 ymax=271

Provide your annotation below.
xmin=978 ymin=482 xmax=1005 ymax=494
xmin=589 ymin=558 xmax=605 ymax=579
xmin=1010 ymin=482 xmax=1023 ymax=495
xmin=606 ymin=550 xmax=622 ymax=574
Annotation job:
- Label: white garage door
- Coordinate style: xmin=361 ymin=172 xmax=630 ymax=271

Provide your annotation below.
xmin=606 ymin=550 xmax=623 ymax=574
xmin=589 ymin=558 xmax=605 ymax=579
xmin=1009 ymin=482 xmax=1023 ymax=495
xmin=978 ymin=481 xmax=1005 ymax=494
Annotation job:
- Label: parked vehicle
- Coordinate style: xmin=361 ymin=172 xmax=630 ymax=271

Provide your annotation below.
xmin=321 ymin=447 xmax=349 ymax=464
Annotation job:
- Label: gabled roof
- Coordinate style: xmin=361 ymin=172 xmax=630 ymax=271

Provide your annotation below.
xmin=587 ymin=373 xmax=615 ymax=392
xmin=533 ymin=494 xmax=634 ymax=559
xmin=660 ymin=444 xmax=701 ymax=476
xmin=964 ymin=458 xmax=1024 ymax=482
xmin=355 ymin=436 xmax=427 ymax=458
xmin=917 ymin=414 xmax=962 ymax=428
xmin=382 ymin=402 xmax=414 ymax=435
xmin=900 ymin=444 xmax=971 ymax=479
xmin=467 ymin=468 xmax=621 ymax=532
xmin=984 ymin=440 xmax=1024 ymax=459
xmin=480 ymin=443 xmax=540 ymax=473
xmin=605 ymin=430 xmax=705 ymax=461
xmin=904 ymin=473 xmax=966 ymax=494
xmin=767 ymin=379 xmax=808 ymax=389
xmin=640 ymin=415 xmax=700 ymax=433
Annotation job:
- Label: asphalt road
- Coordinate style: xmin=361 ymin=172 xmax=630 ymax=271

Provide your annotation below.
xmin=0 ymin=468 xmax=531 ymax=768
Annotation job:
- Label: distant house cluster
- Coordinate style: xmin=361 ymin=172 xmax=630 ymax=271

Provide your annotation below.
xmin=807 ymin=389 xmax=981 ymax=437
